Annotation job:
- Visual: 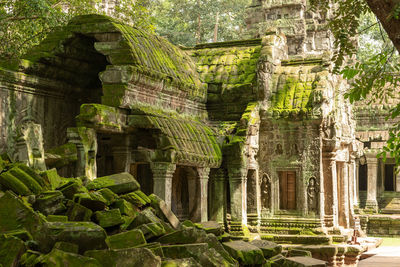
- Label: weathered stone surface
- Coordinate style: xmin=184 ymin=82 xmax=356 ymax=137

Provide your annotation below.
xmin=161 ymin=258 xmax=202 ymax=267
xmin=58 ymin=180 xmax=87 ymax=199
xmin=53 ymin=241 xmax=79 ymax=254
xmin=149 ymin=194 xmax=180 ymax=229
xmin=66 ymin=201 xmax=93 ymax=221
xmin=250 ymin=239 xmax=282 ymax=259
xmin=266 ymin=254 xmax=286 ymax=267
xmin=0 ymin=191 xmax=45 ymax=235
xmin=0 ymin=235 xmax=26 ymax=267
xmin=84 ymin=247 xmax=161 ymax=267
xmin=73 ymin=192 xmax=108 ymax=211
xmin=157 ymin=227 xmax=202 ymax=244
xmin=47 ymin=215 xmax=68 ymax=222
xmin=106 ymin=229 xmax=146 ymax=249
xmin=289 ymin=249 xmax=312 ymax=257
xmin=285 ymin=256 xmax=327 ymax=267
xmin=36 ymin=221 xmax=107 ymax=253
xmin=128 ymin=208 xmax=173 ymax=232
xmin=86 ymin=172 xmax=140 ymax=194
xmin=33 ymin=190 xmax=66 ymax=216
xmin=40 ymin=249 xmax=101 ymax=267
xmin=222 ymin=240 xmax=265 ymax=265
xmin=197 ymin=221 xmax=224 ymax=236
xmin=94 ymin=209 xmax=124 ymax=228
xmin=136 ymin=242 xmax=164 ymax=257
xmin=113 ymin=199 xmax=137 ymax=217
xmin=8 ymin=166 xmax=43 ymax=194
xmin=121 ymin=190 xmax=151 ymax=207
xmin=137 ymin=223 xmax=167 ymax=240
xmin=162 ymin=243 xmax=236 ymax=267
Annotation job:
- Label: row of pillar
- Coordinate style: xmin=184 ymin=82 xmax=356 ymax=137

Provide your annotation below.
xmin=322 ymin=150 xmax=357 ymax=228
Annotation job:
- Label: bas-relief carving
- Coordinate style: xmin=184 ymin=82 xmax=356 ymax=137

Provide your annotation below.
xmin=307 ymin=177 xmax=319 ymax=213
xmin=261 ymin=172 xmax=271 ymax=210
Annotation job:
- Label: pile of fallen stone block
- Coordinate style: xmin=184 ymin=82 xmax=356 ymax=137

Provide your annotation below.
xmin=0 ymin=158 xmax=326 ymax=266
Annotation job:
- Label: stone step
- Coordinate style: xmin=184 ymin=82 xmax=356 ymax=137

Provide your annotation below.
xmin=260 ymin=234 xmax=332 ymax=245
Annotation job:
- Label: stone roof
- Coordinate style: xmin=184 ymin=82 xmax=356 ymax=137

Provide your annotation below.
xmin=188 ymin=39 xmax=262 ymax=120
xmin=9 ymin=14 xmax=206 ymax=103
xmin=128 ymin=105 xmax=222 ymax=168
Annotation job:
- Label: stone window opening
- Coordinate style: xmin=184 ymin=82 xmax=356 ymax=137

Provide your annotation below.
xmin=279 ymin=171 xmax=296 ymax=210
xmin=384 ymin=164 xmax=396 ymax=192
xmin=358 ymin=164 xmax=367 ymax=191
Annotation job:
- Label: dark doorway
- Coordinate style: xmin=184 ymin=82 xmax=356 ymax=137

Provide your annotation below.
xmin=279 ymin=171 xmax=296 ymax=210
xmin=384 ymin=164 xmax=396 ymax=191
xmin=359 ymin=164 xmax=367 ymax=191
xmin=131 ymin=163 xmax=153 ymax=195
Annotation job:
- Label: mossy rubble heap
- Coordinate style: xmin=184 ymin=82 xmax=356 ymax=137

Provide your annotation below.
xmin=0 ymin=156 xmax=327 ymax=267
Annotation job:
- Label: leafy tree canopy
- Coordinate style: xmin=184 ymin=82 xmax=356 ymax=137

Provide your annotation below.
xmin=311 ymin=0 xmax=400 ymax=164
xmin=0 ymin=0 xmax=152 ymax=59
xmin=150 ymin=0 xmax=251 ymax=47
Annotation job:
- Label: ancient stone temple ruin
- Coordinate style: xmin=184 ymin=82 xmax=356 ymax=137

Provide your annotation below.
xmin=0 ymin=1 xmax=396 ymax=266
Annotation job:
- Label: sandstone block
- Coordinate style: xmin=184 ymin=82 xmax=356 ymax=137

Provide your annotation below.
xmin=37 ymin=221 xmax=107 ymax=253
xmin=106 ymin=229 xmax=146 ymax=249
xmin=84 ymin=247 xmax=161 ymax=267
xmin=94 ymin=209 xmax=124 ymax=228
xmin=41 ymin=249 xmax=101 ymax=267
xmin=250 ymin=239 xmax=282 ymax=259
xmin=285 ymin=256 xmax=327 ymax=267
xmin=86 ymin=172 xmax=140 ymax=194
xmin=222 ymin=240 xmax=265 ymax=265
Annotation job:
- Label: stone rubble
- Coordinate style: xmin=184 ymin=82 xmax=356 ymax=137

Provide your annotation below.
xmin=0 ymin=156 xmax=326 ymax=267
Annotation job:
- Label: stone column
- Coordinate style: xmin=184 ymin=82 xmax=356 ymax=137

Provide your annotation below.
xmin=209 ymin=169 xmax=226 ymax=223
xmin=365 ymin=156 xmax=378 ymax=212
xmin=67 ymin=127 xmax=97 ymax=180
xmin=340 ymin=162 xmax=350 ymax=228
xmin=348 ymin=156 xmax=356 ymax=225
xmin=322 ymin=152 xmax=338 ymax=227
xmin=150 ymin=162 xmax=176 ymax=207
xmin=228 ymin=167 xmax=247 ymax=225
xmin=396 ymin=169 xmax=400 ymax=192
xmin=111 ymin=135 xmax=131 ymax=173
xmin=197 ymin=167 xmax=210 ymax=222
xmin=354 ymin=159 xmax=360 ymax=207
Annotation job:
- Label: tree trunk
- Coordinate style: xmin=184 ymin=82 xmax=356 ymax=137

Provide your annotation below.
xmin=213 ymin=12 xmax=220 ymax=42
xmin=195 ymin=0 xmax=202 ymax=44
xmin=366 ymin=0 xmax=400 ymax=53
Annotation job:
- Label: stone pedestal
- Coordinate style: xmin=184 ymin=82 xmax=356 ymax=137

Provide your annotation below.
xmin=150 ymin=163 xmax=176 ymax=208
xmin=365 ymin=156 xmax=378 ymax=212
xmin=228 ymin=167 xmax=247 ymax=226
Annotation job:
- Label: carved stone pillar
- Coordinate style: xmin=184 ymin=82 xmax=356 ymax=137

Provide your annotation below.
xmin=348 ymin=156 xmax=356 ymax=225
xmin=185 ymin=167 xmax=210 ymax=222
xmin=209 ymin=169 xmax=226 ymax=223
xmin=365 ymin=156 xmax=378 ymax=212
xmin=150 ymin=162 xmax=176 ymax=207
xmin=198 ymin=167 xmax=210 ymax=222
xmin=339 ymin=162 xmax=350 ymax=228
xmin=16 ymin=121 xmax=46 ymax=171
xmin=354 ymin=159 xmax=360 ymax=208
xmin=322 ymin=151 xmax=338 ymax=227
xmin=67 ymin=127 xmax=97 ymax=180
xmin=228 ymin=167 xmax=247 ymax=225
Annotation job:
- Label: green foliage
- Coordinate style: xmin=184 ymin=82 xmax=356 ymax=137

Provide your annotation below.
xmin=0 ymin=0 xmax=153 ymax=59
xmin=150 ymin=0 xmax=251 ymax=47
xmin=311 ymin=0 xmax=400 ymax=164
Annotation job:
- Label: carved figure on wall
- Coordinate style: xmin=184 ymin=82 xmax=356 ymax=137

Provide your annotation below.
xmin=261 ymin=173 xmax=271 ymax=209
xmin=275 ymin=144 xmax=283 ymax=155
xmin=292 ymin=144 xmax=299 ymax=156
xmin=307 ymin=177 xmax=319 ymax=212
